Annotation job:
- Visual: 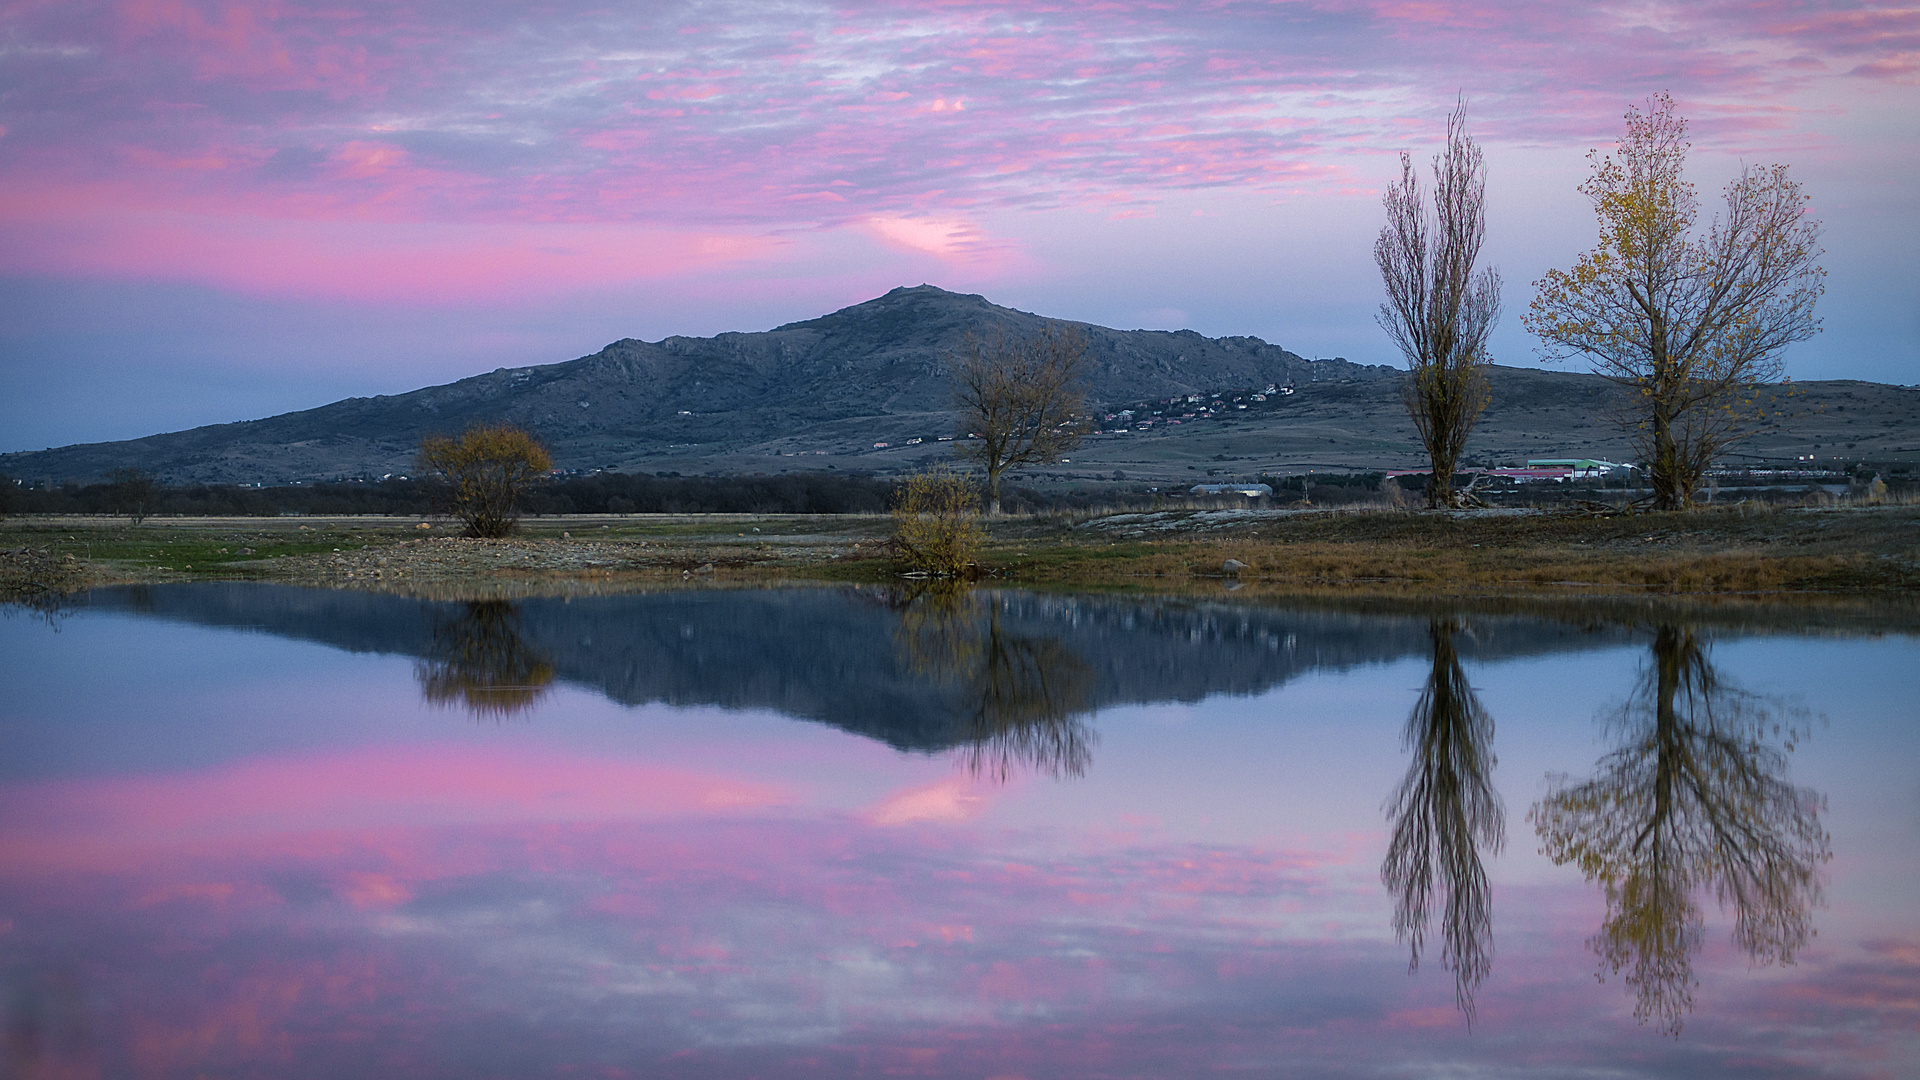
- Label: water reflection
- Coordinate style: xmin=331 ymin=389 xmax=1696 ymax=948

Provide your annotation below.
xmin=1382 ymin=618 xmax=1505 ymax=1021
xmin=4 ymin=586 xmax=1914 ymax=1075
xmin=892 ymin=584 xmax=1096 ymax=781
xmin=1531 ymin=624 xmax=1831 ymax=1035
xmin=414 ymin=600 xmax=556 ymax=718
xmin=3 ymin=966 xmax=92 ymax=1079
xmin=65 ymin=583 xmax=1652 ymax=755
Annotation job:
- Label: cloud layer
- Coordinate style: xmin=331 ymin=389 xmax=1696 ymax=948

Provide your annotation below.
xmin=0 ymin=1 xmax=1915 ymax=447
xmin=5 ymin=1 xmax=1916 ymax=288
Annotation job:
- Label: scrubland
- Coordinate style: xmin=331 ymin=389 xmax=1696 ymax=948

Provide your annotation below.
xmin=5 ymin=502 xmax=1916 ymax=607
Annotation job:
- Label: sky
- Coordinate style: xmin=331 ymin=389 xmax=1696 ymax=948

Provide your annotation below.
xmin=2 ymin=0 xmax=1916 ymax=454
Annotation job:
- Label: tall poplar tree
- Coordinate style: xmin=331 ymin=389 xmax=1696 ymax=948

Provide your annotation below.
xmin=1375 ymin=99 xmax=1502 ymax=509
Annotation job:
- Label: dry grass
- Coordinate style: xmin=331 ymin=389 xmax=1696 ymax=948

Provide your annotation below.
xmin=974 ymin=504 xmax=1920 ymax=597
xmin=5 ymin=503 xmax=1915 ymax=602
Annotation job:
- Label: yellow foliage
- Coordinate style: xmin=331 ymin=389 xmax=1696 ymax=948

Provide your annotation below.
xmin=418 ymin=423 xmax=553 ymax=538
xmin=1524 ymin=93 xmax=1824 ymax=511
xmin=892 ymin=468 xmax=983 ymax=576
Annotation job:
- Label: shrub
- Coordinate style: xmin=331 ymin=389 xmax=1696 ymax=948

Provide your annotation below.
xmin=892 ymin=469 xmax=983 ymax=576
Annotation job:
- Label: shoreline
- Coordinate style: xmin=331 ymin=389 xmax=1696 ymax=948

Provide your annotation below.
xmin=5 ymin=504 xmax=1917 ymax=611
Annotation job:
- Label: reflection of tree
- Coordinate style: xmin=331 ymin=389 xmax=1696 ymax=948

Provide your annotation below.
xmin=1382 ymin=619 xmax=1504 ymax=1021
xmin=890 ymin=583 xmax=1096 ymax=781
xmin=415 ymin=601 xmax=555 ymax=718
xmin=1531 ymin=624 xmax=1829 ymax=1035
xmin=893 ymin=581 xmax=985 ymax=680
xmin=958 ymin=627 xmax=1095 ymax=781
xmin=3 ymin=965 xmax=93 ymax=1077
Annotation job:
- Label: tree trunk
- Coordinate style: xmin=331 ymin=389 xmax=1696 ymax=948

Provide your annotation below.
xmin=1651 ymin=404 xmax=1682 ymax=511
xmin=1646 ymin=321 xmax=1688 ymax=512
xmin=1428 ymin=452 xmax=1456 ymax=510
xmin=986 ymin=467 xmax=1003 ymax=517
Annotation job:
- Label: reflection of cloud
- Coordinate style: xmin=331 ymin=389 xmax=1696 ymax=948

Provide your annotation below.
xmin=865 ymin=776 xmax=988 ymax=825
xmin=1750 ymin=938 xmax=1920 ymax=1024
xmin=0 ymin=747 xmax=789 ymax=869
xmin=0 ymin=745 xmax=1904 ymax=1074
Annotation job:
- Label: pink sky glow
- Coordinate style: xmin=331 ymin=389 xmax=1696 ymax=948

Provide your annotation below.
xmin=1 ymin=0 xmax=1916 ymax=449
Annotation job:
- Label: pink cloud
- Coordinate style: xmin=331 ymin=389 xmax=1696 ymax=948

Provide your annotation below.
xmin=864 ymin=214 xmax=1006 ymax=260
xmin=0 ymin=744 xmax=791 ymax=869
xmin=0 ymin=180 xmax=785 ymax=300
xmin=5 ymin=0 xmax=1906 ymax=243
xmin=864 ymin=775 xmax=993 ymax=825
xmin=0 ymin=0 xmax=1909 ymax=407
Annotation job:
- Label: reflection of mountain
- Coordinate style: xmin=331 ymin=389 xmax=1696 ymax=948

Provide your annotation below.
xmin=1382 ymin=619 xmax=1503 ymax=1021
xmin=83 ymin=583 xmax=1638 ymax=750
xmin=1531 ymin=625 xmax=1829 ymax=1035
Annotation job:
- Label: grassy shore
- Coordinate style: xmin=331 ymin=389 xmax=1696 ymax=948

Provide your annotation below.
xmin=4 ymin=503 xmax=1917 ymax=605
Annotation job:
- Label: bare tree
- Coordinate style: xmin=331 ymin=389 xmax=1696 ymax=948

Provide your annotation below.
xmin=106 ymin=466 xmax=159 ymax=524
xmin=1525 ymin=94 xmax=1824 ymax=510
xmin=1382 ymin=619 xmax=1504 ymax=1022
xmin=1376 ymin=99 xmax=1502 ymax=509
xmin=952 ymin=327 xmax=1089 ymax=516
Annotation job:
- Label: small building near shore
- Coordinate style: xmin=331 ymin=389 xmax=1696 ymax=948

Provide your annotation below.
xmin=1190 ymin=483 xmax=1273 ymax=497
xmin=1526 ymin=458 xmax=1627 ymax=478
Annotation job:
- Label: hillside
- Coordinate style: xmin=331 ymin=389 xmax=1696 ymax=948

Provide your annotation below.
xmin=0 ymin=286 xmax=1389 ymax=486
xmin=6 ymin=284 xmax=1914 ymax=488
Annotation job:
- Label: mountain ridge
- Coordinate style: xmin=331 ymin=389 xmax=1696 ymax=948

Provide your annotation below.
xmin=2 ymin=285 xmax=1392 ymax=485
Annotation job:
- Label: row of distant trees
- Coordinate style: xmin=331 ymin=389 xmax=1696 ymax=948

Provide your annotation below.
xmin=0 ymin=464 xmax=1145 ymax=527
xmin=1381 ymin=94 xmax=1823 ymax=511
xmin=0 ymin=469 xmax=903 ymax=520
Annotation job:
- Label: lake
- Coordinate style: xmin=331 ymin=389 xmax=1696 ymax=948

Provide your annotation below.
xmin=2 ymin=583 xmax=1915 ymax=1078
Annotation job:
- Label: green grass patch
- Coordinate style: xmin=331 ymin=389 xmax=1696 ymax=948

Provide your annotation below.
xmin=3 ymin=525 xmax=387 ymax=574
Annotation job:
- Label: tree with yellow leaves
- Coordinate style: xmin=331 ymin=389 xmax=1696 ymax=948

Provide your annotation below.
xmin=418 ymin=423 xmax=553 ymax=537
xmin=891 ymin=467 xmax=984 ymax=576
xmin=1525 ymin=94 xmax=1824 ymax=510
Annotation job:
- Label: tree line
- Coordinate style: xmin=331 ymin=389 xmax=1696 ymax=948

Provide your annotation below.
xmin=0 ymin=466 xmax=1142 ymax=523
xmin=0 ymin=469 xmax=904 ymax=519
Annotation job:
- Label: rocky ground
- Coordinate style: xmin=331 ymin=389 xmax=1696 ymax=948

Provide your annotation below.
xmin=261 ymin=530 xmax=892 ymax=592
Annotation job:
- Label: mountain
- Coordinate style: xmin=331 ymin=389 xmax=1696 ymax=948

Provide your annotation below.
xmin=0 ymin=286 xmax=1393 ymax=486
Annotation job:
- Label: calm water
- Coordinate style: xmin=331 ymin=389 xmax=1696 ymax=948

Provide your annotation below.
xmin=2 ymin=584 xmax=1915 ymax=1078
